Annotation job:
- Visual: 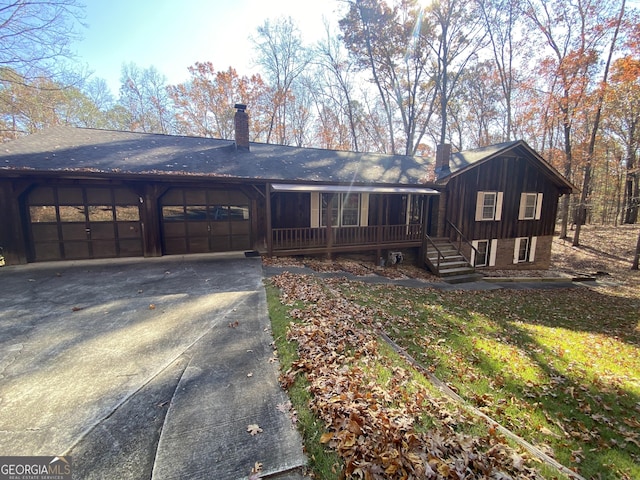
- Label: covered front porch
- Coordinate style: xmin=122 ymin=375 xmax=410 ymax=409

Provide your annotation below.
xmin=271 ymin=224 xmax=424 ymax=256
xmin=264 ymin=183 xmax=439 ymax=257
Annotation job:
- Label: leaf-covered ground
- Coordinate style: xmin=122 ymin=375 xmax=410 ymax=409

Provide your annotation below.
xmin=267 ymin=225 xmax=640 ymax=479
xmin=550 ymin=225 xmax=640 ymax=300
xmin=272 ymin=272 xmax=542 ymax=479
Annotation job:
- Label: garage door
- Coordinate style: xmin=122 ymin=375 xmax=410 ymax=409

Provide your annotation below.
xmin=161 ymin=188 xmax=251 ymax=255
xmin=27 ymin=186 xmax=143 ymax=261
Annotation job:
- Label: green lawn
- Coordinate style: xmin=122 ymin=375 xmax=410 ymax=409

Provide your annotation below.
xmin=268 ymin=273 xmax=640 ymax=479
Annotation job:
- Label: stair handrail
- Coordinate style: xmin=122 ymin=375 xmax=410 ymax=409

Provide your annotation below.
xmin=424 ymin=234 xmax=445 ymax=272
xmin=446 ymin=220 xmax=480 ymax=267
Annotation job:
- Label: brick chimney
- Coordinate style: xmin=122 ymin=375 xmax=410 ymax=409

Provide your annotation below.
xmin=434 ymin=143 xmax=451 ymax=178
xmin=234 ymin=103 xmax=249 ymax=151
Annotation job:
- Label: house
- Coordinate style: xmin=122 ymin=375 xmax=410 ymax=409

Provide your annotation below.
xmin=0 ymin=105 xmax=575 ymax=275
xmin=432 ymin=143 xmax=575 ymax=273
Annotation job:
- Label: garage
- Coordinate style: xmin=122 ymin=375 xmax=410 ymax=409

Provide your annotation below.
xmin=160 ymin=188 xmax=251 ymax=255
xmin=27 ymin=185 xmax=143 ymax=262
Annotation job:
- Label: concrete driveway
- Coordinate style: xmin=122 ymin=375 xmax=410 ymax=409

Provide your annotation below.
xmin=0 ymin=254 xmax=306 ymax=479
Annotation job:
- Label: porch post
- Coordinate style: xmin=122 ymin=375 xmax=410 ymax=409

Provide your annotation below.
xmin=266 ymin=182 xmax=273 ymax=257
xmin=376 ymin=195 xmax=384 ymax=259
xmin=437 ymin=191 xmax=447 ymax=237
xmin=325 ymin=193 xmax=333 ymax=258
xmin=140 ymin=184 xmax=164 ymax=258
xmin=419 ymin=195 xmax=430 ymax=266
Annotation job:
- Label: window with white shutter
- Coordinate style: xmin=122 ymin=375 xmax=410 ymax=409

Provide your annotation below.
xmin=513 ymin=236 xmax=537 ymax=263
xmin=475 ymin=192 xmax=504 ymax=221
xmin=518 ymin=193 xmax=543 ymax=220
xmin=313 ymin=193 xmax=366 ymax=227
xmin=472 ymin=239 xmax=497 ymax=267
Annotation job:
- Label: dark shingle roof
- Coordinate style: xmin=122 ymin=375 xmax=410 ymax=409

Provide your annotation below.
xmin=449 ymin=140 xmax=520 ymax=174
xmin=0 ymin=127 xmax=432 ymax=186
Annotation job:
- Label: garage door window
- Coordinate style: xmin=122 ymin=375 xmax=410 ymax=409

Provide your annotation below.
xmin=58 ymin=206 xmax=86 ymax=222
xmin=29 ymin=206 xmax=57 ymax=223
xmin=116 ymin=206 xmax=140 ymax=221
xmin=88 ymin=206 xmax=114 ymax=222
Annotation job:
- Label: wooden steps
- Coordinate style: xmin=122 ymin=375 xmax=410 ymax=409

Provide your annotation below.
xmin=424 ymin=237 xmax=477 ymax=280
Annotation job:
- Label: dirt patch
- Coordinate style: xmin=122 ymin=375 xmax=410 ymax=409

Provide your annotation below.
xmin=550 ymin=224 xmax=640 ymax=299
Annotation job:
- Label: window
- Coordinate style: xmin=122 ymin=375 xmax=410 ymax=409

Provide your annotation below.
xmin=471 ymin=239 xmax=497 ymax=267
xmin=320 ymin=193 xmax=360 ymax=227
xmin=58 ymin=205 xmax=86 ymax=222
xmin=88 ymin=206 xmax=115 ymax=222
xmin=29 ymin=206 xmax=57 ymax=223
xmin=404 ymin=194 xmax=424 ymax=224
xmin=518 ymin=193 xmax=543 ymax=220
xmin=115 ymin=206 xmax=140 ymax=221
xmin=475 ymin=191 xmax=503 ymax=221
xmin=513 ymin=237 xmax=537 ymax=263
xmin=477 ymin=240 xmax=489 ymax=266
xmin=517 ymin=237 xmax=530 ymax=262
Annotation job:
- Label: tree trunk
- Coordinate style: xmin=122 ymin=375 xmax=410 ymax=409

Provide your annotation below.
xmin=559 ymin=111 xmax=572 ymax=239
xmin=632 ymin=228 xmax=640 ymax=270
xmin=573 ymin=162 xmax=591 ymax=246
xmin=572 ymin=0 xmax=624 ymax=245
xmin=625 ymin=172 xmax=639 ymax=224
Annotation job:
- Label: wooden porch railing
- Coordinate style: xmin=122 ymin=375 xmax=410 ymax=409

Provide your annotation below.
xmin=424 ymin=235 xmax=446 ymax=272
xmin=446 ymin=220 xmax=479 ymax=267
xmin=272 ymin=224 xmax=423 ymax=251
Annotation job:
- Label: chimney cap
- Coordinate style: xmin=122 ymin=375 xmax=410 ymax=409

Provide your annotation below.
xmin=234 ymin=103 xmax=247 ymax=111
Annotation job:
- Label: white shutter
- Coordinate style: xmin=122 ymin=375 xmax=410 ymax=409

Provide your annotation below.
xmin=535 ymin=193 xmax=543 ymax=220
xmin=495 ymin=192 xmax=504 ymax=221
xmin=405 ymin=194 xmax=412 ymax=225
xmin=513 ymin=238 xmax=521 ymax=264
xmin=518 ymin=193 xmax=527 ymax=220
xmin=360 ymin=193 xmax=369 ymax=227
xmin=310 ymin=192 xmax=320 ymax=228
xmin=489 ymin=239 xmax=498 ymax=266
xmin=529 ymin=236 xmax=537 ymax=262
xmin=471 ymin=240 xmax=478 ymax=266
xmin=475 ymin=192 xmax=484 ymax=221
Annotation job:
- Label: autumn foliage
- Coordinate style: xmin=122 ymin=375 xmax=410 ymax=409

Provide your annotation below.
xmin=272 ymin=272 xmax=540 ymax=479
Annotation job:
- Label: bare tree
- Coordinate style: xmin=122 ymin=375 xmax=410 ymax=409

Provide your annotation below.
xmin=118 ymin=63 xmax=174 ymax=134
xmin=452 ymin=61 xmax=504 ymax=148
xmin=477 ymin=0 xmax=524 ymax=141
xmin=0 ymin=0 xmax=85 ymax=83
xmin=573 ymin=0 xmax=626 ymax=246
xmin=252 ymin=17 xmax=310 ymax=145
xmin=313 ymin=21 xmax=363 ymax=151
xmin=339 ymin=0 xmax=438 ymax=155
xmin=523 ymin=0 xmax=620 ymax=239
xmin=424 ymin=0 xmax=487 ymax=146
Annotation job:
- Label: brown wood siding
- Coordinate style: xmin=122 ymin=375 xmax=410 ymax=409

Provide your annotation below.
xmin=445 ymin=156 xmax=561 ymax=240
xmin=0 ymin=179 xmax=28 ymax=264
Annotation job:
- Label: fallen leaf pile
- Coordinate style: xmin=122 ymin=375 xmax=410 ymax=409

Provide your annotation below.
xmin=264 ymin=254 xmax=439 ymax=281
xmin=271 ymin=272 xmax=540 ymax=479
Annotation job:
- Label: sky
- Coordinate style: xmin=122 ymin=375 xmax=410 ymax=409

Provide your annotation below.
xmin=74 ymin=0 xmax=345 ymax=96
